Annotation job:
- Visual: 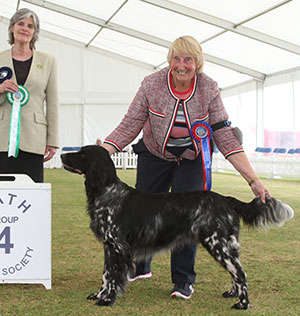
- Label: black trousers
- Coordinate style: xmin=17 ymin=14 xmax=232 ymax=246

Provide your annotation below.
xmin=0 ymin=150 xmax=44 ymax=183
xmin=133 ymin=139 xmax=204 ymax=284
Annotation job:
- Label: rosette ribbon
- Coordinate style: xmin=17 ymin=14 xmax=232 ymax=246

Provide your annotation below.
xmin=6 ymin=85 xmax=30 ymax=157
xmin=0 ymin=66 xmax=12 ymax=84
xmin=190 ymin=121 xmax=213 ymax=191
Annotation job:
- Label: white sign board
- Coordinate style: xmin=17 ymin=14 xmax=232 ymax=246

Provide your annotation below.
xmin=0 ymin=174 xmax=51 ymax=289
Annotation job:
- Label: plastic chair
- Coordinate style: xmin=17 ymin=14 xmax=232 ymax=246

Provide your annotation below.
xmin=61 ymin=147 xmax=74 ymax=151
xmin=261 ymin=147 xmax=272 ymax=154
xmin=255 ymin=147 xmax=262 ymax=153
xmin=273 ymin=148 xmax=287 ymax=154
xmin=295 ymin=148 xmax=300 ymax=154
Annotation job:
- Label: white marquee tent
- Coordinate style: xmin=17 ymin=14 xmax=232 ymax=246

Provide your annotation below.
xmin=1 ymin=0 xmax=300 ymax=152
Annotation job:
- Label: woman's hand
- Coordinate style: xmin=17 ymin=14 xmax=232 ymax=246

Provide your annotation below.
xmin=227 ymin=152 xmax=271 ymax=203
xmin=0 ymin=79 xmax=19 ymax=94
xmin=101 ymin=143 xmax=117 ymax=155
xmin=43 ymin=146 xmax=57 ymax=162
xmin=249 ymin=178 xmax=271 ymax=203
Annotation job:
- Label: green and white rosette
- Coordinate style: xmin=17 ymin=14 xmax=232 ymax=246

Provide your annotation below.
xmin=6 ymin=85 xmax=30 ymax=158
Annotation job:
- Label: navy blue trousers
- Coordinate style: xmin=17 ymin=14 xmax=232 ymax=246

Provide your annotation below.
xmin=133 ymin=139 xmax=204 ymax=284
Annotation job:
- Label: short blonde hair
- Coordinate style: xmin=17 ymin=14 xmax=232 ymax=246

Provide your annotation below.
xmin=8 ymin=8 xmax=40 ymax=50
xmin=167 ymin=36 xmax=204 ymax=73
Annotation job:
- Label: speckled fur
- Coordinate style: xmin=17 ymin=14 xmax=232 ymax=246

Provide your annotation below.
xmin=61 ymin=145 xmax=294 ymax=309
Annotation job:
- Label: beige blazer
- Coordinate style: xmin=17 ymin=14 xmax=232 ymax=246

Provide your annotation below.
xmin=0 ymin=49 xmax=59 ymax=155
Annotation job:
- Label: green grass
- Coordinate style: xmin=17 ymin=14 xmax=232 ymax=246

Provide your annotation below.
xmin=0 ymin=169 xmax=299 ymax=316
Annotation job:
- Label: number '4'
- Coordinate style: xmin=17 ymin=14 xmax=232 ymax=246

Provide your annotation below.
xmin=0 ymin=226 xmax=14 ymax=254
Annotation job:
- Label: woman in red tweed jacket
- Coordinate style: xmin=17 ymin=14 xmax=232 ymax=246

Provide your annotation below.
xmin=103 ymin=36 xmax=270 ymax=300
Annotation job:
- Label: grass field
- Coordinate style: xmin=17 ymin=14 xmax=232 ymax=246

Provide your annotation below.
xmin=0 ymin=168 xmax=299 ymax=316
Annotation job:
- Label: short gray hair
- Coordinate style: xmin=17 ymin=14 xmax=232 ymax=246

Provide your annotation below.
xmin=8 ymin=8 xmax=40 ymax=49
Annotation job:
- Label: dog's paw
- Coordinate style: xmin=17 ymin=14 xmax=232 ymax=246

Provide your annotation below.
xmin=95 ymin=297 xmax=116 ymax=306
xmin=222 ymin=290 xmax=238 ymax=298
xmin=87 ymin=293 xmax=99 ymax=300
xmin=231 ymin=302 xmax=250 ymax=310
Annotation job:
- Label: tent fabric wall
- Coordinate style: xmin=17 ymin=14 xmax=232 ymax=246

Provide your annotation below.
xmin=42 ymin=30 xmax=152 ymax=148
xmin=1 ymin=16 xmax=300 ymax=152
xmin=222 ymin=71 xmax=300 ymax=151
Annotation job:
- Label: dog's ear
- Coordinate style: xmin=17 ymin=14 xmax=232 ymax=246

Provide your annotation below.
xmin=85 ymin=157 xmax=116 ymax=192
xmin=86 ymin=165 xmax=107 ymax=190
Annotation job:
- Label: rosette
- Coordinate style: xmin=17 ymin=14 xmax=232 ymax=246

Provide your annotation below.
xmin=6 ymin=85 xmax=29 ymax=107
xmin=0 ymin=66 xmax=12 ymax=84
xmin=190 ymin=121 xmax=213 ymax=142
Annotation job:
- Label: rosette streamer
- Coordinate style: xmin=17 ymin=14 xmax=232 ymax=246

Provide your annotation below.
xmin=6 ymin=85 xmax=30 ymax=157
xmin=190 ymin=121 xmax=213 ymax=191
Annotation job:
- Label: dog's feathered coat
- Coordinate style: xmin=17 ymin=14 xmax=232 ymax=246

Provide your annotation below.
xmin=61 ymin=145 xmax=294 ymax=309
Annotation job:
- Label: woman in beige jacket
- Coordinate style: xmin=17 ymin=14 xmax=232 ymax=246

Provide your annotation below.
xmin=0 ymin=8 xmax=59 ymax=182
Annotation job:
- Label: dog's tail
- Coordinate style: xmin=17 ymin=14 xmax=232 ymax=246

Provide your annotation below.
xmin=228 ymin=196 xmax=294 ymax=228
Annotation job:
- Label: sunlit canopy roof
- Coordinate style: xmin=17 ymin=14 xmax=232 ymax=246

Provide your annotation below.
xmin=1 ymin=0 xmax=300 ymax=89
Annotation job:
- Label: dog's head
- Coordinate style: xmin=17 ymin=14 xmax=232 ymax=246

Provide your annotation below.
xmin=61 ymin=145 xmax=117 ymax=191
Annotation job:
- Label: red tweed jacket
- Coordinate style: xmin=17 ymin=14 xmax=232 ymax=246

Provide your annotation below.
xmin=104 ymin=67 xmax=243 ymax=161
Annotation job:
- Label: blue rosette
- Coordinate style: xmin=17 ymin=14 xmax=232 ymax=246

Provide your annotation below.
xmin=190 ymin=121 xmax=213 ymax=191
xmin=190 ymin=121 xmax=213 ymax=142
xmin=0 ymin=66 xmax=12 ymax=84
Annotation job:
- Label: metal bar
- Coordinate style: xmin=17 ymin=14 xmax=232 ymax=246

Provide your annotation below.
xmin=141 ymin=0 xmax=300 ymax=55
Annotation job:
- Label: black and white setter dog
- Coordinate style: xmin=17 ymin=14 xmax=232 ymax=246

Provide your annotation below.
xmin=61 ymin=145 xmax=293 ymax=310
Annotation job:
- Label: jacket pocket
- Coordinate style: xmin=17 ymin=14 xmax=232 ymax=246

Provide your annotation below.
xmin=195 ymin=112 xmax=209 ymax=121
xmin=148 ymin=106 xmax=165 ymax=118
xmin=34 ymin=112 xmax=48 ymax=126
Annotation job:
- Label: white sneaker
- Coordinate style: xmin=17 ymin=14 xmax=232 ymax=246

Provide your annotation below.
xmin=128 ymin=272 xmax=152 ymax=282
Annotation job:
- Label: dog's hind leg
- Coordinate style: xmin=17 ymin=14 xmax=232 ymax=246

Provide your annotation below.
xmin=221 ymin=234 xmax=240 ymax=299
xmin=87 ymin=245 xmax=131 ymax=306
xmin=221 ymin=253 xmax=249 ymax=310
xmin=202 ymin=233 xmax=250 ymax=310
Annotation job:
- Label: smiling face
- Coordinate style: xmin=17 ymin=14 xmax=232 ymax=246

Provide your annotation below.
xmin=11 ymin=17 xmax=35 ymax=46
xmin=170 ymin=53 xmax=197 ymax=89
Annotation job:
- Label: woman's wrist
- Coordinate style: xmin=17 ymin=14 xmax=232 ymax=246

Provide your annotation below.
xmin=248 ymin=176 xmax=259 ymax=186
xmin=101 ymin=143 xmax=116 ymax=155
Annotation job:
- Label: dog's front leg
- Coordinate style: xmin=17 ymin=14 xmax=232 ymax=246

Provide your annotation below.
xmin=88 ymin=244 xmax=130 ymax=306
xmin=87 ymin=247 xmax=110 ymax=302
